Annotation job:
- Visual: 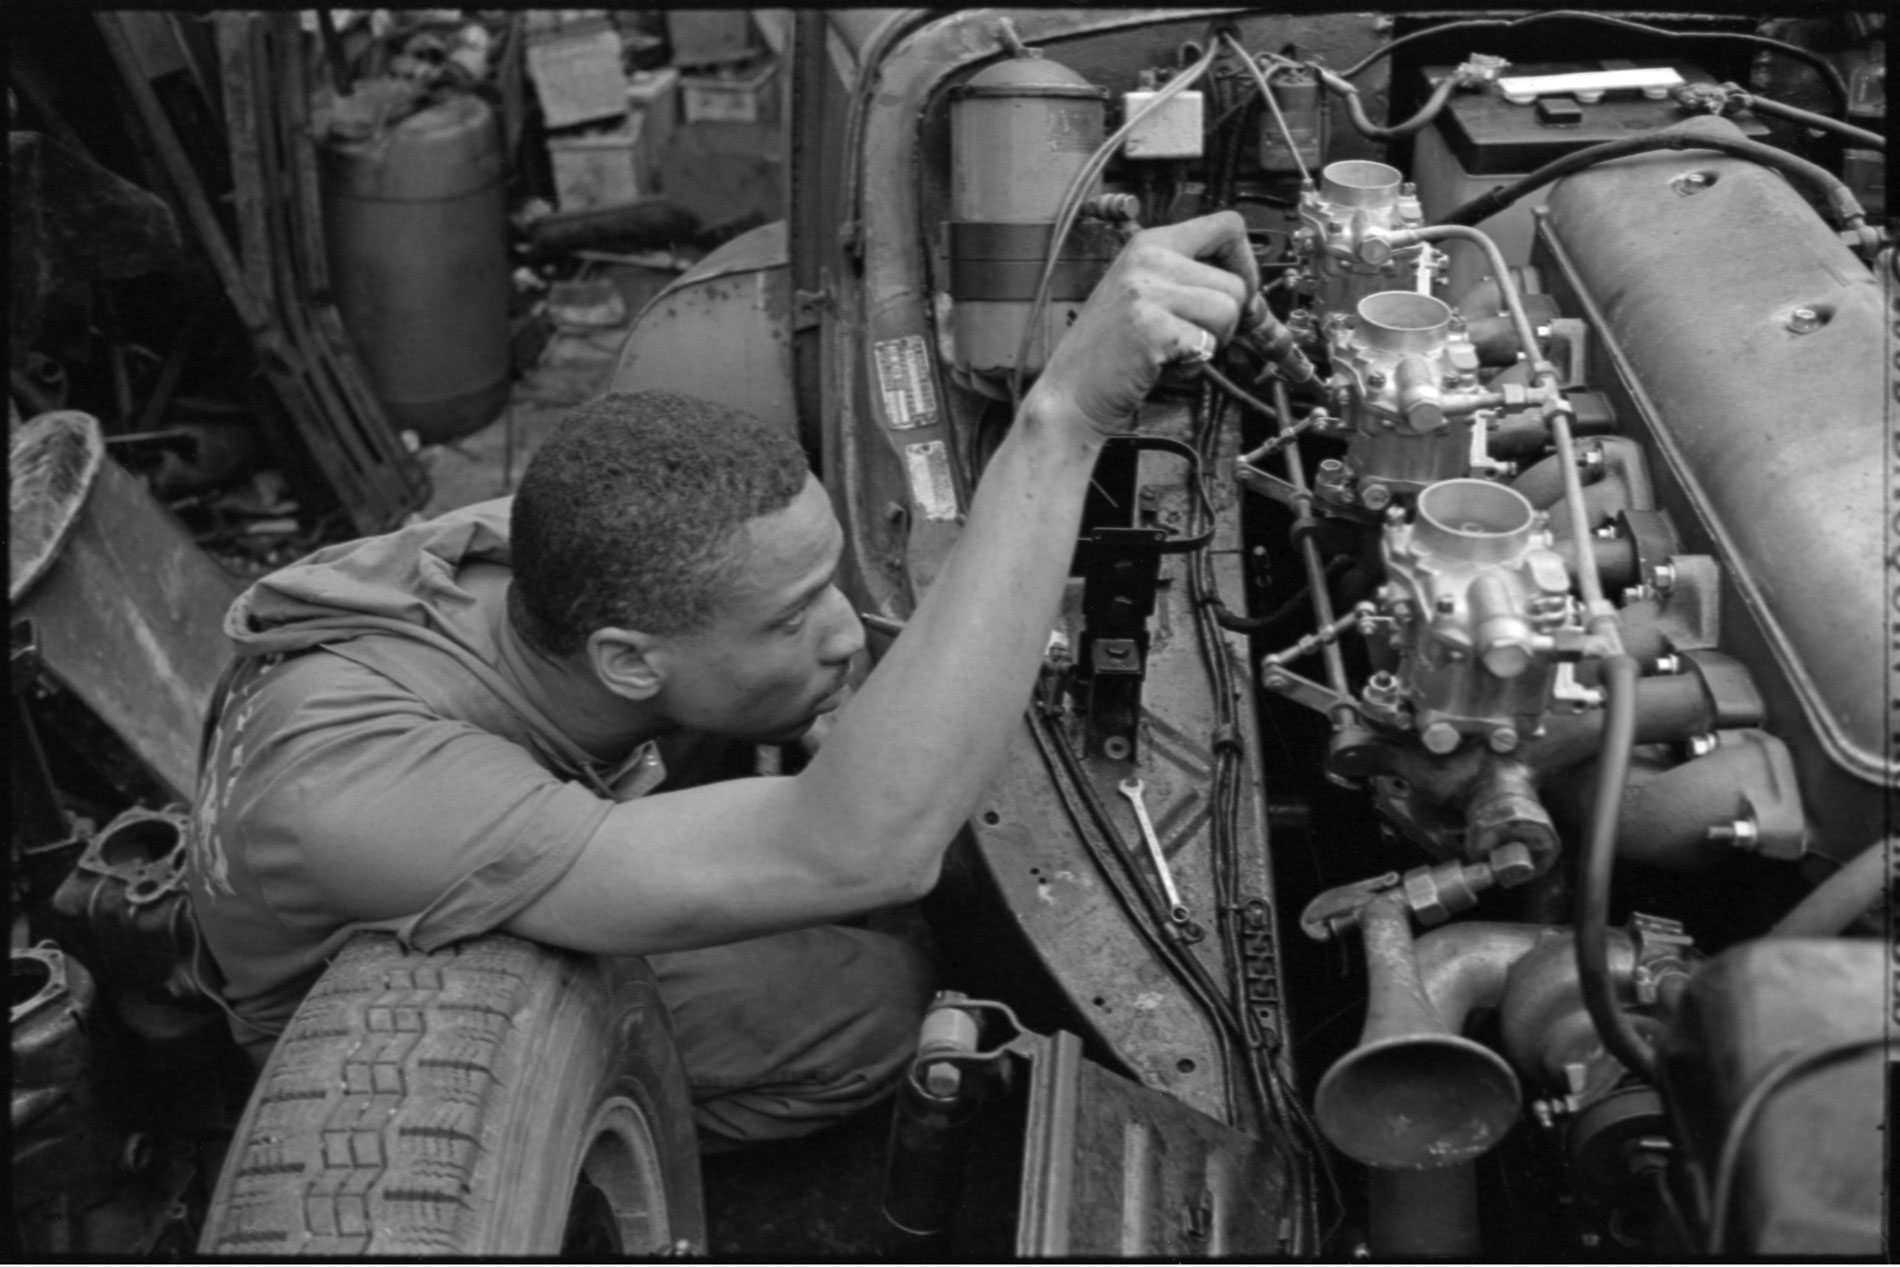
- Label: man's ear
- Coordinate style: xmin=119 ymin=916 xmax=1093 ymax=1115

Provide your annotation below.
xmin=587 ymin=627 xmax=667 ymax=702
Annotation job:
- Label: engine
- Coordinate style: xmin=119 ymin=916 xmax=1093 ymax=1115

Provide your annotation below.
xmin=898 ymin=12 xmax=1890 ymax=1258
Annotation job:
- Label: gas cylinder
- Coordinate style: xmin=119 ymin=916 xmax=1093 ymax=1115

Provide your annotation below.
xmin=948 ymin=52 xmax=1110 ymax=381
xmin=320 ymin=82 xmax=511 ymax=444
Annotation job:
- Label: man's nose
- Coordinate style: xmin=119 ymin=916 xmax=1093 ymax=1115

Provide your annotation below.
xmin=817 ymin=589 xmax=865 ymax=666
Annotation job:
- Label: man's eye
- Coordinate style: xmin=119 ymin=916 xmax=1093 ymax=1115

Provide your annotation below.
xmin=778 ymin=610 xmax=808 ymax=634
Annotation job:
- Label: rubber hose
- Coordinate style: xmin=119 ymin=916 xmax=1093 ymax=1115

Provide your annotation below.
xmin=1321 ymin=69 xmax=1458 ymax=142
xmin=1573 ymin=653 xmax=1657 ymax=1083
xmin=1745 ymin=93 xmax=1885 ymax=150
xmin=1767 ymin=837 xmax=1895 ymax=937
xmin=1439 ymin=125 xmax=1866 ymax=231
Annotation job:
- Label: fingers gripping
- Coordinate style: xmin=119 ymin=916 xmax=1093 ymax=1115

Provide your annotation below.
xmin=1033 ymin=211 xmax=1257 ymax=433
xmin=1135 ymin=210 xmax=1259 ymax=305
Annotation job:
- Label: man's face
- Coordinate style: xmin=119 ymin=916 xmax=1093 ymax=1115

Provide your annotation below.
xmin=651 ymin=475 xmax=864 ymax=743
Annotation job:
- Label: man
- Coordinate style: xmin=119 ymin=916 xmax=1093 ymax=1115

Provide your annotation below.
xmin=187 ymin=212 xmax=1255 ymax=1149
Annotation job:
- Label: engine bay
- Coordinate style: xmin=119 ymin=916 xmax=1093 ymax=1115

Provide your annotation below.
xmin=824 ymin=7 xmax=1891 ymax=1257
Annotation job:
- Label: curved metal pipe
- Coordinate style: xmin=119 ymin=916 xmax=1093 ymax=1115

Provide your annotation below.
xmin=1516 ymin=673 xmax=1714 ymax=774
xmin=1496 ymin=928 xmax=1639 ymax=1090
xmin=1315 ymin=896 xmax=1522 ymax=1170
xmin=1511 ymin=436 xmax=1655 ymax=529
xmin=1594 ymin=735 xmax=1798 ymax=871
xmin=1320 ymin=912 xmax=1655 ymax=1172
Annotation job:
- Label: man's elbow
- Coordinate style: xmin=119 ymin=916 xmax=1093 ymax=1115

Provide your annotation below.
xmin=823 ymin=846 xmax=943 ymax=910
xmin=887 ymin=852 xmax=944 ymax=905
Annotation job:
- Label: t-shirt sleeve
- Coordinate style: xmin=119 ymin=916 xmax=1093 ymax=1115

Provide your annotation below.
xmin=223 ymin=652 xmax=615 ymax=952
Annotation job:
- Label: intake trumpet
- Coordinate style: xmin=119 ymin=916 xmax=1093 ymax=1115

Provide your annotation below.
xmin=1314 ymin=893 xmax=1522 ymax=1170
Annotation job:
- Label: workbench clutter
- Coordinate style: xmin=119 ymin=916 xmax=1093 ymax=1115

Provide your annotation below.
xmin=670 ymin=10 xmax=784 ymax=127
xmin=526 ymin=13 xmax=682 ymax=214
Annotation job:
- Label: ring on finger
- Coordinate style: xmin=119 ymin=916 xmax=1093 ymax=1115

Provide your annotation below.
xmin=1185 ymin=328 xmax=1216 ymax=364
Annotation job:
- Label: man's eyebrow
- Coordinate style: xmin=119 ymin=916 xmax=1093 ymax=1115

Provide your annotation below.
xmin=770 ymin=568 xmax=837 ymax=622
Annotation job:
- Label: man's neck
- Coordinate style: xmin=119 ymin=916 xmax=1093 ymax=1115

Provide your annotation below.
xmin=492 ymin=582 xmax=671 ymax=764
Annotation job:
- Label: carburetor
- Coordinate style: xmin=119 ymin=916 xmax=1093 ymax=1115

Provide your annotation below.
xmin=1370 ymin=478 xmax=1578 ymax=756
xmin=1296 ymin=160 xmax=1430 ymax=315
xmin=1314 ymin=290 xmax=1484 ymax=515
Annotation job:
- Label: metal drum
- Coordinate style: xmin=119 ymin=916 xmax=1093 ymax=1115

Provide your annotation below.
xmin=320 ymin=83 xmax=511 ymax=444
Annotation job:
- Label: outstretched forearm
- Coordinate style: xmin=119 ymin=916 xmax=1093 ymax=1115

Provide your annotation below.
xmin=787 ymin=217 xmax=1256 ymax=892
xmin=790 ymin=387 xmax=1101 ymax=888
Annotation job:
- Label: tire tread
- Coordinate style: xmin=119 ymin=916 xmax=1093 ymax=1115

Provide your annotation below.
xmin=202 ymin=936 xmax=546 ymax=1254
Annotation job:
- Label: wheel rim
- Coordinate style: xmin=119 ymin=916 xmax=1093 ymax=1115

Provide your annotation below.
xmin=561 ymin=1095 xmax=675 ymax=1255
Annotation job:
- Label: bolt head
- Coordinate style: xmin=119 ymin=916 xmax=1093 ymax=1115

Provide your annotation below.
xmin=1487 ymin=725 xmax=1520 ymax=754
xmin=1361 ymin=483 xmax=1392 ymax=510
xmin=1421 ymin=721 xmax=1461 ymax=754
xmin=1787 ymin=307 xmax=1823 ymax=334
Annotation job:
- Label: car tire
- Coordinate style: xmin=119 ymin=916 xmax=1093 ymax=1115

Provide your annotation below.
xmin=197 ymin=932 xmax=705 ymax=1256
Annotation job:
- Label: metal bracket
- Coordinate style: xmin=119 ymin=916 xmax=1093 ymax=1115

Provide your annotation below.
xmin=1072 ymin=435 xmax=1212 ymax=760
xmin=1257 ymin=660 xmax=1349 ymax=717
xmin=1299 ymin=843 xmax=1535 ymax=941
xmin=1234 ymin=460 xmax=1302 ymax=510
xmin=1299 ymin=872 xmax=1401 ymax=941
xmin=792 ymin=287 xmax=830 ymax=333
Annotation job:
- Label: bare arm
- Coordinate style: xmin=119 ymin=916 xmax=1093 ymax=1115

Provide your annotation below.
xmin=506 ymin=214 xmax=1255 ymax=954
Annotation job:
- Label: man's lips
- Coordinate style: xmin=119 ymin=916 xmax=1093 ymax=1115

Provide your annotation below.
xmin=812 ymin=675 xmax=851 ymax=714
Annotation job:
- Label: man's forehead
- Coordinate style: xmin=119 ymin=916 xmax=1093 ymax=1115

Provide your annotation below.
xmin=722 ymin=480 xmax=841 ymax=603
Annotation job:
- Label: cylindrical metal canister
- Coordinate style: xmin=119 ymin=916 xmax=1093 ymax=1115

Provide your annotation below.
xmin=879 ymin=1000 xmax=984 ymax=1257
xmin=948 ymin=54 xmax=1109 ymax=379
xmin=320 ymin=82 xmax=511 ymax=443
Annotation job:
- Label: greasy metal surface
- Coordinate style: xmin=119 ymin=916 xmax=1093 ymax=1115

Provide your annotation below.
xmin=959 ymin=414 xmax=1283 ymax=1123
xmin=1539 ymin=119 xmax=1890 ymax=859
xmin=611 ymin=222 xmax=795 ymax=434
xmin=1017 ymin=1030 xmax=1294 ymax=1257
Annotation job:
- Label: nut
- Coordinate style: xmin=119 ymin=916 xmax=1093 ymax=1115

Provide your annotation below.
xmin=1487 ymin=842 xmax=1536 ymax=887
xmin=1420 ymin=721 xmax=1461 ymax=754
xmin=1786 ymin=307 xmax=1823 ymax=334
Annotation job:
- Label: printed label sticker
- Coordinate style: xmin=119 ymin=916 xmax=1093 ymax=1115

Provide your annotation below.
xmin=873 ymin=334 xmax=939 ymax=429
xmin=904 ymin=440 xmax=959 ymax=522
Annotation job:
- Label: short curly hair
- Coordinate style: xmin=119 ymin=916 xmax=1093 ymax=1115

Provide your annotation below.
xmin=507 ymin=391 xmax=811 ymax=657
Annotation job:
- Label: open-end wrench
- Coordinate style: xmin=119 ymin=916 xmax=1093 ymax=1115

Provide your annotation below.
xmin=1117 ymin=777 xmax=1190 ymax=924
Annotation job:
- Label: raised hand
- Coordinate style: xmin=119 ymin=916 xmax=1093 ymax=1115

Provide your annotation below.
xmin=1029 ymin=211 xmax=1258 ymax=436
